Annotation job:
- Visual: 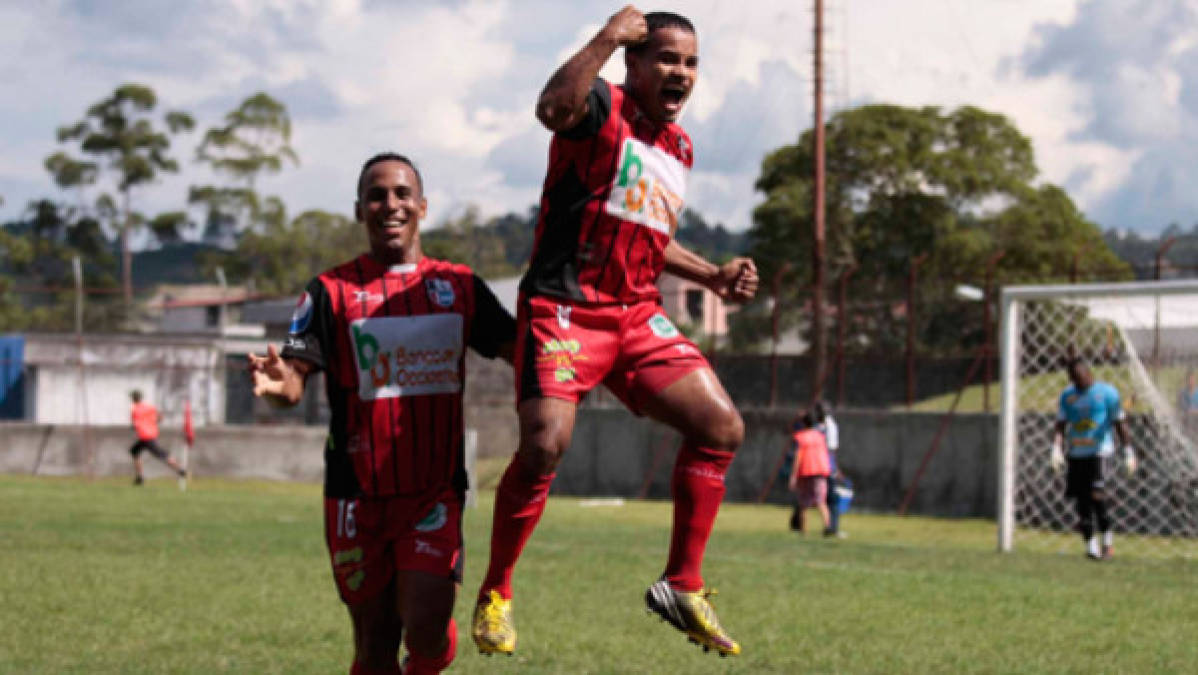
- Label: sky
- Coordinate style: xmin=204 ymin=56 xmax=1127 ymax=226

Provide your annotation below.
xmin=1 ymin=0 xmax=1196 ymax=242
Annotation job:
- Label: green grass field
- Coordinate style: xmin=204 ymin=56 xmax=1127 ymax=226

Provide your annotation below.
xmin=2 ymin=475 xmax=1195 ymax=674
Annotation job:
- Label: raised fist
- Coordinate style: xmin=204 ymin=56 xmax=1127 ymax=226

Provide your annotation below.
xmin=605 ymin=5 xmax=649 ymax=47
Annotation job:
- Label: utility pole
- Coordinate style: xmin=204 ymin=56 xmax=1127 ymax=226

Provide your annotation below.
xmin=982 ymin=251 xmax=1006 ymax=412
xmin=811 ymin=0 xmax=827 ymax=402
xmin=1153 ymin=237 xmax=1177 ymax=370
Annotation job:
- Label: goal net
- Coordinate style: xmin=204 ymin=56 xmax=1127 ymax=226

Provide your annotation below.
xmin=998 ymin=280 xmax=1198 ymax=558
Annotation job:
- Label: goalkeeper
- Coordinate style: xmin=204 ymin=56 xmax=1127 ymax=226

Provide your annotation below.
xmin=1050 ymin=358 xmax=1135 ymax=560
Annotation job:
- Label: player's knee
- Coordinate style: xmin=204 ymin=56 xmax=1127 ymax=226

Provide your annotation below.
xmin=517 ymin=424 xmax=569 ymax=475
xmin=404 ymin=623 xmax=449 ymax=661
xmin=516 ymin=439 xmax=564 ymax=476
xmin=355 ymin=631 xmax=400 ymax=668
xmin=696 ymin=408 xmax=744 ymax=452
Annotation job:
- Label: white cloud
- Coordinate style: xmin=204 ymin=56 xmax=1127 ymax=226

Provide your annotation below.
xmin=2 ymin=0 xmax=1195 ymax=243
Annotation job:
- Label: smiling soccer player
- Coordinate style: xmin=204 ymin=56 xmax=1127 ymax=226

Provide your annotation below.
xmin=249 ymin=153 xmax=515 ymax=675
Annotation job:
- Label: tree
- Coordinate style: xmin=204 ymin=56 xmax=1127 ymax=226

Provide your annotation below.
xmin=0 ymin=200 xmax=123 ymax=331
xmin=190 ymin=93 xmax=298 ymax=247
xmin=48 ymin=84 xmax=194 ymax=306
xmin=203 ymin=207 xmax=361 ymax=296
xmin=740 ymin=104 xmax=1130 ymax=355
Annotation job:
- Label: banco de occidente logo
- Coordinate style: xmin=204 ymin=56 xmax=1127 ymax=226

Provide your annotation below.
xmin=349 ymin=314 xmax=463 ymax=400
xmin=605 ymin=137 xmax=687 ymax=235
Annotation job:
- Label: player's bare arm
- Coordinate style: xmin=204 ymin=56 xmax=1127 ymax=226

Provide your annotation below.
xmin=248 ymin=344 xmax=311 ymax=407
xmin=663 ymin=239 xmax=759 ymax=303
xmin=535 ymin=5 xmax=647 ymax=131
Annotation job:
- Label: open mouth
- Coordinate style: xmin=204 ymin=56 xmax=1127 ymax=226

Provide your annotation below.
xmin=661 ymin=85 xmax=688 ymax=109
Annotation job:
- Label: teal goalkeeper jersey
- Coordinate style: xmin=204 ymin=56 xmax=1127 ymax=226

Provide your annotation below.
xmin=1057 ymin=382 xmax=1123 ymax=458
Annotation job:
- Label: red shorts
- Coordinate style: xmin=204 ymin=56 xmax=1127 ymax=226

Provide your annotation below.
xmin=514 ymin=296 xmax=710 ymax=413
xmin=323 ymin=486 xmax=464 ymax=606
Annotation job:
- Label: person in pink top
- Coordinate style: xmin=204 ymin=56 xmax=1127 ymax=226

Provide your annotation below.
xmin=129 ymin=390 xmax=185 ymax=485
xmin=787 ymin=411 xmax=832 ymax=535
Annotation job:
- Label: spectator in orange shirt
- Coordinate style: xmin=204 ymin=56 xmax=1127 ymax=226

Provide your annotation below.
xmin=130 ymin=390 xmax=185 ymax=485
xmin=787 ymin=411 xmax=832 ymax=535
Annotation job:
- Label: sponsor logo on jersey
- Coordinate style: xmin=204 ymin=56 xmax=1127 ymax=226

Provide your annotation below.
xmin=605 ymin=137 xmax=688 ymax=234
xmin=541 ymin=339 xmax=582 ymax=355
xmin=556 ymin=304 xmax=571 ymax=330
xmin=414 ymin=539 xmax=445 ymax=558
xmin=354 ymin=290 xmax=384 ymax=305
xmin=677 ymin=134 xmax=691 ymax=162
xmin=414 ymin=502 xmax=448 ymax=532
xmin=1072 ymin=419 xmax=1098 ymax=433
xmin=289 ymin=292 xmax=314 ymax=334
xmin=284 ymin=336 xmax=306 ymax=351
xmin=349 ymin=314 xmax=463 ymax=400
xmin=537 ymin=338 xmax=588 ymax=372
xmin=425 ymin=278 xmax=455 ymax=307
xmin=648 ymin=313 xmax=680 ymax=339
xmin=333 ymin=547 xmax=364 ymax=566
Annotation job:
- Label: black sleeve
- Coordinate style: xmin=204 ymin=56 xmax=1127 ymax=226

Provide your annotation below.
xmin=557 ymin=78 xmax=612 ymax=140
xmin=468 ymin=275 xmax=516 ymax=359
xmin=280 ymin=277 xmax=333 ymax=371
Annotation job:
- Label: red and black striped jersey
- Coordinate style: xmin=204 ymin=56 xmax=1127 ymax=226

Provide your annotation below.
xmin=281 ymin=254 xmax=514 ymax=499
xmin=520 ymin=78 xmax=693 ymax=305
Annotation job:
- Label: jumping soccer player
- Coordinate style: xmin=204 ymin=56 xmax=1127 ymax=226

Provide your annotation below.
xmin=1050 ymin=358 xmax=1136 ymax=560
xmin=128 ymin=390 xmax=186 ymax=485
xmin=249 ymin=153 xmax=515 ymax=675
xmin=471 ymin=6 xmax=758 ymax=658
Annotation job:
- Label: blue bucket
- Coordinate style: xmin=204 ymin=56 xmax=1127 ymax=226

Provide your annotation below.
xmin=833 ymin=477 xmax=854 ymax=514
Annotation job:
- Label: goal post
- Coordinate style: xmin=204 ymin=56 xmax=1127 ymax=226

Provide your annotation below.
xmin=997 ymin=280 xmax=1198 ymax=557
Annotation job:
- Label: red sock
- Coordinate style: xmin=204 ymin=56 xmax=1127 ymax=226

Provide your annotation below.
xmin=480 ymin=460 xmax=555 ymax=600
xmin=350 ymin=659 xmax=401 ymax=675
xmin=402 ymin=619 xmax=456 ymax=675
xmin=664 ymin=444 xmax=734 ymax=592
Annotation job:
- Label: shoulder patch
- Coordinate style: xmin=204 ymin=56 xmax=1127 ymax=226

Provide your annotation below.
xmin=289 ymin=292 xmax=314 ymax=334
xmin=425 ymin=278 xmax=456 ymax=307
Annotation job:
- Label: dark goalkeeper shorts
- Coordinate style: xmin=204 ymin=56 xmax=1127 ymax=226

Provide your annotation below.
xmin=1065 ymin=456 xmax=1106 ymax=499
xmin=129 ymin=439 xmax=168 ymax=460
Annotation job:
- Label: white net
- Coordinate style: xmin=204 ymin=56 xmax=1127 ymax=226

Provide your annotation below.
xmin=1001 ymin=282 xmax=1198 ymax=558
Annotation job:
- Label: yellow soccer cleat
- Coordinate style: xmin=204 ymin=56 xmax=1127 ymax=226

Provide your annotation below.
xmin=471 ymin=589 xmax=516 ymax=656
xmin=645 ymin=577 xmax=741 ymax=657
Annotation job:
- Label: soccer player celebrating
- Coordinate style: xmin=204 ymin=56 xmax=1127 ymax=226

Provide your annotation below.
xmin=249 ymin=153 xmax=515 ymax=675
xmin=471 ymin=6 xmax=757 ymax=658
xmin=128 ymin=390 xmax=186 ymax=485
xmin=1050 ymin=358 xmax=1136 ymax=560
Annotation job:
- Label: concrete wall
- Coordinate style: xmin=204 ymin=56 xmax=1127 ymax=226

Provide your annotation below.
xmin=554 ymin=408 xmax=1000 ymax=518
xmin=0 ymin=423 xmax=327 ymax=483
xmin=1 ymin=408 xmax=999 ymax=518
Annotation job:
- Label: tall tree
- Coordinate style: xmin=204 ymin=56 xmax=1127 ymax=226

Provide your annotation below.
xmin=49 ymin=84 xmax=194 ymax=305
xmin=739 ymin=104 xmax=1130 ymax=354
xmin=191 ymin=92 xmax=298 ymax=247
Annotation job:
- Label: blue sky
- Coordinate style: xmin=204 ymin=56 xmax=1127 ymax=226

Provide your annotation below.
xmin=1 ymin=0 xmax=1196 ymax=238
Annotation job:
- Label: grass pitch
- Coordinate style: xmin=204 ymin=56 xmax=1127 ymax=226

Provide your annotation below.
xmin=1 ymin=475 xmax=1195 ymax=674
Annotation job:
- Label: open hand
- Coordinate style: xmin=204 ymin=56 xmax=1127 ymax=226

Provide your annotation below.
xmin=247 ymin=344 xmax=297 ymax=402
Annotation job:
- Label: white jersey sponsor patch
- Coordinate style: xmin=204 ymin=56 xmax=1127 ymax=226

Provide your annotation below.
xmin=349 ymin=314 xmax=463 ymax=400
xmin=604 ymin=137 xmax=688 ymax=235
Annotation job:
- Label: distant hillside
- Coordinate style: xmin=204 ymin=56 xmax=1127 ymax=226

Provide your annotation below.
xmin=132 ymin=242 xmax=225 ymax=287
xmin=1104 ymin=225 xmax=1198 ymax=279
